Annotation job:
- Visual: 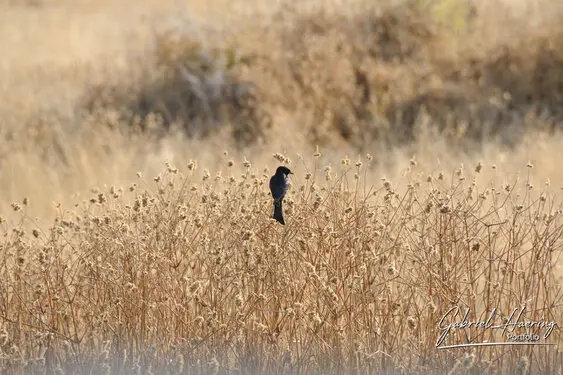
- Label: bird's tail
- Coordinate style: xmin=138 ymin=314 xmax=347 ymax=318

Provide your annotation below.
xmin=273 ymin=200 xmax=285 ymax=225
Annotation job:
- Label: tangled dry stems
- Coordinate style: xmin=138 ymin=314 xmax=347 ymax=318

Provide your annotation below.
xmin=1 ymin=155 xmax=561 ymax=374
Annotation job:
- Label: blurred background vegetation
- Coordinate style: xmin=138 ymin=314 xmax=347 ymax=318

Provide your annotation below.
xmin=81 ymin=0 xmax=563 ymax=149
xmin=1 ymin=0 xmax=563 ymax=219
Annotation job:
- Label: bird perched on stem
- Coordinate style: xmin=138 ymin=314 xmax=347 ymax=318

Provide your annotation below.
xmin=269 ymin=166 xmax=293 ymax=225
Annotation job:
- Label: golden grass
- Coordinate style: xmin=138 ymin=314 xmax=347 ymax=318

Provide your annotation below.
xmin=1 ymin=154 xmax=562 ymax=373
xmin=1 ymin=0 xmax=563 ymax=373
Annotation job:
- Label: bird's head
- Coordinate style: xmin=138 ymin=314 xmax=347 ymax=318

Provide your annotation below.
xmin=276 ymin=166 xmax=293 ymax=176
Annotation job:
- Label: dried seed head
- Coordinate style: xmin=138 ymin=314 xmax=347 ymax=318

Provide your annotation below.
xmin=303 ymin=262 xmax=316 ymax=275
xmin=324 ymin=166 xmax=332 ymax=181
xmin=227 ymin=160 xmax=234 ymax=167
xmin=203 ymin=170 xmax=211 ymax=181
xmin=273 ymin=153 xmax=286 ymax=162
xmin=34 ymin=284 xmax=44 ymax=295
xmin=440 ymin=205 xmax=451 ymax=213
xmin=475 ymin=162 xmax=483 ymax=173
xmin=242 ymin=230 xmax=253 ymax=241
xmin=312 ymin=314 xmax=322 ymax=325
xmin=387 ymin=263 xmax=397 ymax=276
xmin=313 ymin=146 xmax=321 ymax=158
xmin=235 ymin=294 xmax=244 ymax=307
xmin=0 ymin=329 xmax=8 ymax=345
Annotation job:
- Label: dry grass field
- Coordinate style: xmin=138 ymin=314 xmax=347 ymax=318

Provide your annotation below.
xmin=1 ymin=0 xmax=563 ymax=373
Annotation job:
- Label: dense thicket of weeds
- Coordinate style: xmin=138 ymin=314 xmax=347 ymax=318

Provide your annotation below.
xmin=0 ymin=155 xmax=561 ymax=373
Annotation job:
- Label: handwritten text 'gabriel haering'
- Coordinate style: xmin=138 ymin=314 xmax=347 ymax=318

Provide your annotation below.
xmin=437 ymin=306 xmax=557 ymax=348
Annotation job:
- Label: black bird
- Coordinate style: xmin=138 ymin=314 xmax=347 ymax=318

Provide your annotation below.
xmin=269 ymin=166 xmax=293 ymax=225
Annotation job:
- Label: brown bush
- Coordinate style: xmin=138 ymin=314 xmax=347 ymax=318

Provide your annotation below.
xmin=83 ymin=31 xmax=271 ymax=146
